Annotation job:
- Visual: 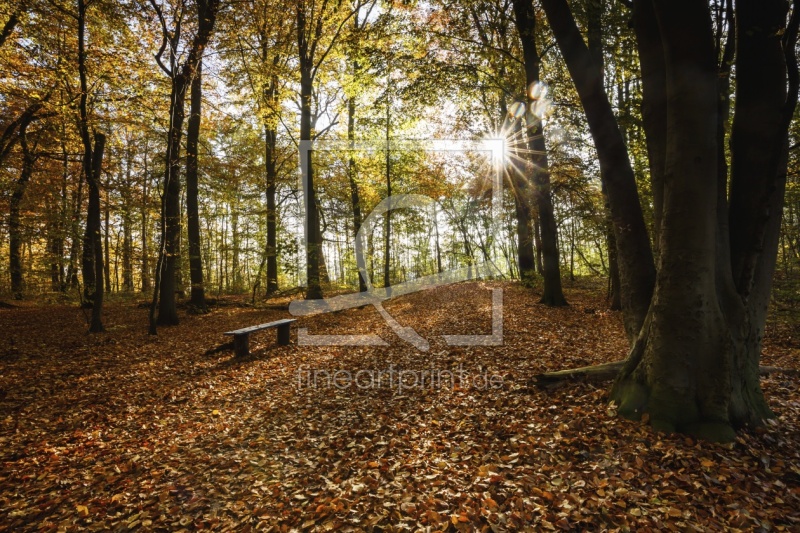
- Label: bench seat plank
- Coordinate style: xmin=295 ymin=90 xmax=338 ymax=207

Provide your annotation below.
xmin=223 ymin=318 xmax=296 ymax=356
xmin=223 ymin=318 xmax=296 ymax=336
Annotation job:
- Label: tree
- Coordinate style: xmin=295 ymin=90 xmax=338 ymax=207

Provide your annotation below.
xmin=77 ymin=0 xmax=106 ymax=332
xmin=540 ymin=0 xmax=655 ymax=341
xmin=296 ymin=0 xmax=361 ymax=299
xmin=511 ymin=0 xmax=567 ymax=306
xmin=9 ymin=120 xmax=38 ymax=299
xmin=185 ymin=59 xmax=207 ymax=311
xmin=543 ymin=0 xmax=799 ymax=440
xmin=148 ymin=0 xmax=221 ymax=329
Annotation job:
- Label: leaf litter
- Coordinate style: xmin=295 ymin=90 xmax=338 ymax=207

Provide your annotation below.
xmin=0 ymin=281 xmax=798 ymax=531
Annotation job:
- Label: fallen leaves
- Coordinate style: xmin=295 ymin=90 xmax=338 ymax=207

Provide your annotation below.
xmin=0 ymin=281 xmax=798 ymax=531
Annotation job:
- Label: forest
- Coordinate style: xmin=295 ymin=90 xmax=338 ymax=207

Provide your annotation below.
xmin=1 ymin=0 xmax=800 ymax=530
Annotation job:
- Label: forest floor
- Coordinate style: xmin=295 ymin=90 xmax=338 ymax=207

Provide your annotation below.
xmin=0 ymin=280 xmax=799 ymax=532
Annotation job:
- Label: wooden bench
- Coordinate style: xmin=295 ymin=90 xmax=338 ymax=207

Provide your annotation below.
xmin=224 ymin=318 xmax=296 ymax=357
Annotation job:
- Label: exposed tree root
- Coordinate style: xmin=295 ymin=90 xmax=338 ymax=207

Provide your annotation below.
xmin=535 ymin=361 xmax=798 ymax=385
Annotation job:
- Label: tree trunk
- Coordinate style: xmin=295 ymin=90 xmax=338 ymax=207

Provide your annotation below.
xmin=186 ymin=60 xmax=207 ymax=311
xmin=298 ymin=5 xmax=323 ymax=300
xmin=10 ymin=125 xmax=35 ymax=299
xmin=157 ymin=72 xmax=186 ymax=325
xmin=606 ymin=218 xmax=621 ymax=310
xmin=541 ymin=0 xmax=655 ymax=339
xmin=507 ymin=113 xmax=536 ymax=285
xmin=347 ymin=95 xmax=367 ymax=292
xmin=512 ymin=0 xmax=566 ymax=305
xmin=121 ymin=142 xmax=134 ymax=292
xmin=264 ymin=107 xmax=279 ymax=295
xmin=610 ymin=0 xmax=795 ymax=441
xmin=104 ymin=193 xmax=111 ymax=293
xmin=67 ymin=167 xmax=83 ymax=291
xmin=88 ymin=133 xmax=106 ymax=332
xmin=153 ymin=0 xmax=220 ymax=326
xmin=140 ymin=142 xmax=150 ymax=293
xmin=77 ymin=0 xmax=104 ymax=331
xmin=631 ymin=0 xmax=667 ymax=258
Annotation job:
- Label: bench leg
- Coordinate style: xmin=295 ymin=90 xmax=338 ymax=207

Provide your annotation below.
xmin=233 ymin=334 xmax=250 ymax=357
xmin=277 ymin=323 xmax=291 ymax=345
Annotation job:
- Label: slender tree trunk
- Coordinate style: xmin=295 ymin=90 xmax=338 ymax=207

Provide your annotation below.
xmin=121 ymin=143 xmax=134 ymax=292
xmin=298 ymin=6 xmax=322 ymax=300
xmin=140 ymin=143 xmax=150 ymax=293
xmin=508 ymin=112 xmax=536 ymax=284
xmin=512 ymin=0 xmax=567 ymax=305
xmin=186 ymin=60 xmax=207 ymax=311
xmin=348 ymin=95 xmax=367 ymax=292
xmin=77 ymin=0 xmax=105 ymax=331
xmin=231 ymin=208 xmax=241 ymax=290
xmin=541 ymin=0 xmax=655 ymax=337
xmin=88 ymin=134 xmax=106 ymax=332
xmin=383 ymin=101 xmax=392 ymax=289
xmin=104 ymin=193 xmax=111 ymax=293
xmin=265 ymin=117 xmax=279 ymax=295
xmin=67 ymin=167 xmax=83 ymax=291
xmin=632 ymin=0 xmax=666 ymax=258
xmin=533 ymin=218 xmax=544 ymax=273
xmin=10 ymin=125 xmax=35 ymax=299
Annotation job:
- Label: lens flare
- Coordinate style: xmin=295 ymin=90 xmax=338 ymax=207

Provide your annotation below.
xmin=509 ymin=101 xmax=525 ymax=119
xmin=530 ymin=97 xmax=554 ymax=120
xmin=528 ymin=81 xmax=548 ymax=100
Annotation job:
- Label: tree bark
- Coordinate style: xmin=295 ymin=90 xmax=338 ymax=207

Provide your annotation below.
xmin=512 ymin=0 xmax=567 ymax=306
xmin=10 ymin=124 xmax=35 ymax=299
xmin=152 ymin=0 xmax=220 ymax=326
xmin=263 ymin=67 xmax=280 ymax=295
xmin=186 ymin=60 xmax=207 ymax=311
xmin=383 ymin=102 xmax=392 ymax=289
xmin=609 ymin=0 xmax=796 ymax=441
xmin=298 ymin=2 xmax=323 ymax=300
xmin=506 ymin=110 xmax=537 ymax=285
xmin=541 ymin=0 xmax=655 ymax=338
xmin=121 ymin=139 xmax=134 ymax=292
xmin=88 ymin=133 xmax=106 ymax=333
xmin=104 ymin=192 xmax=111 ymax=293
xmin=77 ymin=0 xmax=104 ymax=331
xmin=631 ymin=0 xmax=666 ymax=257
xmin=140 ymin=141 xmax=150 ymax=293
xmin=347 ymin=95 xmax=367 ymax=292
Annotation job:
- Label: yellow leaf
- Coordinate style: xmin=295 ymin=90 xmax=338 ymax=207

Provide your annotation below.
xmin=212 ymin=409 xmax=220 ymax=416
xmin=76 ymin=505 xmax=89 ymax=517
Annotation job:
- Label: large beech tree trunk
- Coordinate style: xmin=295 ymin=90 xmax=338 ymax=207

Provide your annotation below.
xmin=511 ymin=0 xmax=566 ymax=306
xmin=609 ymin=0 xmax=796 ymax=441
xmin=77 ymin=0 xmax=105 ymax=332
xmin=503 ymin=105 xmax=537 ymax=285
xmin=541 ymin=0 xmax=797 ymax=441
